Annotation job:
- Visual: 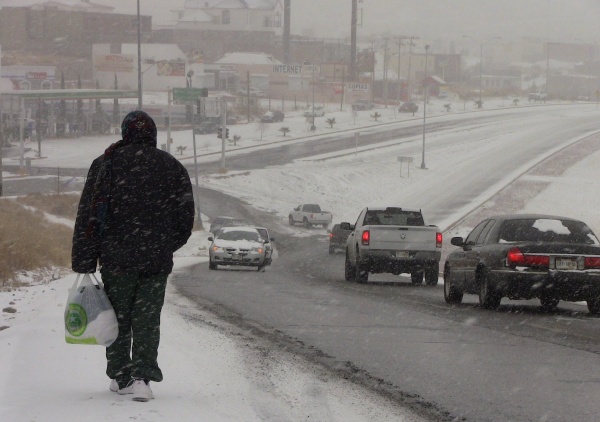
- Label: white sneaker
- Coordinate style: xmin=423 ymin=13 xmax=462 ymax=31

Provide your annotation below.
xmin=132 ymin=379 xmax=154 ymax=402
xmin=110 ymin=379 xmax=135 ymax=395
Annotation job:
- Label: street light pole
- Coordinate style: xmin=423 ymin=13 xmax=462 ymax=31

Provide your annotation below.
xmin=420 ymin=44 xmax=429 ymax=170
xmin=137 ymin=0 xmax=142 ymax=109
xmin=311 ymin=65 xmax=316 ymax=130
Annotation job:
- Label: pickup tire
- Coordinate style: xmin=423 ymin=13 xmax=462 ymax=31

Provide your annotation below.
xmin=355 ymin=258 xmax=369 ymax=283
xmin=424 ymin=263 xmax=439 ymax=286
xmin=329 ymin=245 xmax=335 ymax=254
xmin=209 ymin=260 xmax=217 ymax=270
xmin=288 ymin=215 xmax=294 ymax=226
xmin=344 ymin=252 xmax=355 ymax=281
xmin=587 ymin=297 xmax=600 ymax=315
xmin=303 ymin=218 xmax=312 ymax=229
xmin=411 ymin=271 xmax=423 ymax=285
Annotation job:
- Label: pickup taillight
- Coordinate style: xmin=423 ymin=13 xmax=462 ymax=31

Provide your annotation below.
xmin=361 ymin=230 xmax=370 ymax=245
xmin=436 ymin=232 xmax=443 ymax=248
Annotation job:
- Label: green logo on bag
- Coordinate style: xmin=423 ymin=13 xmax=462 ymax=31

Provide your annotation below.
xmin=66 ymin=304 xmax=87 ymax=337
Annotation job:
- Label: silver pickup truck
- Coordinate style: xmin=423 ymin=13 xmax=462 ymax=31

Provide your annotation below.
xmin=341 ymin=207 xmax=442 ymax=284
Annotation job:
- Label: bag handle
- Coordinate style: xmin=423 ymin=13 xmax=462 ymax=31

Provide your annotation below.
xmin=73 ymin=273 xmax=103 ymax=290
xmin=89 ymin=273 xmax=103 ymax=290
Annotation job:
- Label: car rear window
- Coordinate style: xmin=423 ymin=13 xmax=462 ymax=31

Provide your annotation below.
xmin=363 ymin=209 xmax=424 ymax=226
xmin=498 ymin=218 xmax=599 ymax=245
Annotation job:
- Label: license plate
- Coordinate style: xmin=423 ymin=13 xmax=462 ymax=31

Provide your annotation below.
xmin=555 ymin=258 xmax=577 ymax=270
xmin=396 ymin=251 xmax=409 ymax=258
xmin=232 ymin=254 xmax=242 ymax=261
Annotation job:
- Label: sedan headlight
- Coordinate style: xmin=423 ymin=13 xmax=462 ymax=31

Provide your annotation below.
xmin=251 ymin=247 xmax=264 ymax=254
xmin=212 ymin=245 xmax=224 ymax=252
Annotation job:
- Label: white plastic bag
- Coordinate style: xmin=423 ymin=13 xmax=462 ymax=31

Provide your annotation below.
xmin=64 ymin=273 xmax=119 ymax=347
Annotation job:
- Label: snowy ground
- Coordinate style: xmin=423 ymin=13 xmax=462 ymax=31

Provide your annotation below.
xmin=1 ymin=96 xmax=600 ymax=421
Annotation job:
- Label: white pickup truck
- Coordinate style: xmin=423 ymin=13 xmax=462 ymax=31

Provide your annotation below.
xmin=341 ymin=207 xmax=442 ymax=284
xmin=289 ymin=204 xmax=332 ymax=228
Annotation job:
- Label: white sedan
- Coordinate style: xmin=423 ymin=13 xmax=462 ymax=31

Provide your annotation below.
xmin=208 ymin=226 xmax=267 ymax=271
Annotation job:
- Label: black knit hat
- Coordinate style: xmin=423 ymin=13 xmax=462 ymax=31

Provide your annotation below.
xmin=121 ymin=110 xmax=157 ymax=144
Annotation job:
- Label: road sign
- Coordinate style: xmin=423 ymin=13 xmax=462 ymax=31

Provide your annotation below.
xmin=173 ymin=87 xmax=204 ymax=102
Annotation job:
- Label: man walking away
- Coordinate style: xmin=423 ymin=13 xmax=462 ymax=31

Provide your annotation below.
xmin=72 ymin=110 xmax=195 ymax=402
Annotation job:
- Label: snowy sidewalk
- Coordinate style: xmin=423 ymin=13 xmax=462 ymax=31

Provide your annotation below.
xmin=0 ymin=242 xmax=426 ymax=422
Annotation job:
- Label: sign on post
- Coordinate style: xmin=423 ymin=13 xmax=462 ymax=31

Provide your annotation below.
xmin=398 ymin=156 xmax=413 ymax=178
xmin=172 ymin=87 xmax=204 ymax=102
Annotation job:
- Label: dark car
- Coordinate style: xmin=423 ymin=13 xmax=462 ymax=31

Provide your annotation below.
xmin=328 ymin=223 xmax=352 ymax=254
xmin=398 ymin=102 xmax=418 ymax=113
xmin=443 ymin=214 xmax=600 ymax=314
xmin=260 ymin=110 xmax=285 ymax=123
xmin=352 ymin=99 xmax=374 ymax=111
xmin=194 ymin=121 xmax=220 ymax=134
xmin=209 ymin=216 xmax=251 ymax=235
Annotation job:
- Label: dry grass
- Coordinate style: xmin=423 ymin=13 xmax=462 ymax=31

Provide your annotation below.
xmin=15 ymin=193 xmax=80 ymax=220
xmin=0 ymin=195 xmax=77 ymax=286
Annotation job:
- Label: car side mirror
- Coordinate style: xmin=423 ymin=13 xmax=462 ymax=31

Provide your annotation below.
xmin=450 ymin=236 xmax=464 ymax=247
xmin=340 ymin=222 xmax=353 ymax=230
xmin=208 ymin=236 xmax=214 ymax=242
xmin=270 ymin=237 xmax=275 ymax=242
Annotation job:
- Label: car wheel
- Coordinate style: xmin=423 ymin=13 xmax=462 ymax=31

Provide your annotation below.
xmin=288 ymin=215 xmax=294 ymax=226
xmin=355 ymin=258 xmax=369 ymax=283
xmin=587 ymin=297 xmax=600 ymax=315
xmin=329 ymin=245 xmax=335 ymax=254
xmin=444 ymin=265 xmax=463 ymax=304
xmin=209 ymin=260 xmax=217 ymax=270
xmin=478 ymin=270 xmax=501 ymax=309
xmin=257 ymin=264 xmax=265 ymax=272
xmin=424 ymin=263 xmax=439 ymax=286
xmin=540 ymin=296 xmax=559 ymax=312
xmin=303 ymin=218 xmax=312 ymax=229
xmin=344 ymin=251 xmax=355 ymax=282
xmin=411 ymin=271 xmax=423 ymax=285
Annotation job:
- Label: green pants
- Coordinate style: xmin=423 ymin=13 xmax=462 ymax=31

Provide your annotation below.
xmin=101 ymin=271 xmax=168 ymax=388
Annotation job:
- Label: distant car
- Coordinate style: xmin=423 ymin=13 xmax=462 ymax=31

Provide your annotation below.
xmin=237 ymin=88 xmax=264 ymax=97
xmin=398 ymin=102 xmax=418 ymax=113
xmin=352 ymin=99 xmax=374 ymax=111
xmin=328 ymin=223 xmax=352 ymax=254
xmin=209 ymin=216 xmax=251 ymax=235
xmin=444 ymin=214 xmax=600 ymax=314
xmin=208 ymin=226 xmax=267 ymax=271
xmin=194 ymin=121 xmax=220 ymax=134
xmin=528 ymin=91 xmax=547 ymax=102
xmin=303 ymin=106 xmax=325 ymax=117
xmin=255 ymin=227 xmax=275 ymax=265
xmin=577 ymin=96 xmax=590 ymax=101
xmin=260 ymin=110 xmax=285 ymax=123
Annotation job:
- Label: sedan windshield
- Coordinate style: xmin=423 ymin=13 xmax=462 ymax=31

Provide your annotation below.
xmin=217 ymin=230 xmax=260 ymax=242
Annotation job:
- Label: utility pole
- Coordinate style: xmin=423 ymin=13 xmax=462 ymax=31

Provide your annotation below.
xmin=395 ymin=36 xmax=419 ymax=103
xmin=383 ymin=38 xmax=389 ymax=108
xmin=283 ymin=0 xmax=291 ymax=64
xmin=350 ymin=0 xmax=358 ymax=81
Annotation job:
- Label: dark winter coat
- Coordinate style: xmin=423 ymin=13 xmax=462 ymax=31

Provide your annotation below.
xmin=72 ymin=139 xmax=195 ymax=274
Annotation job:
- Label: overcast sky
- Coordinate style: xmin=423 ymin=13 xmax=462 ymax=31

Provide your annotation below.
xmin=95 ymin=0 xmax=600 ymax=44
